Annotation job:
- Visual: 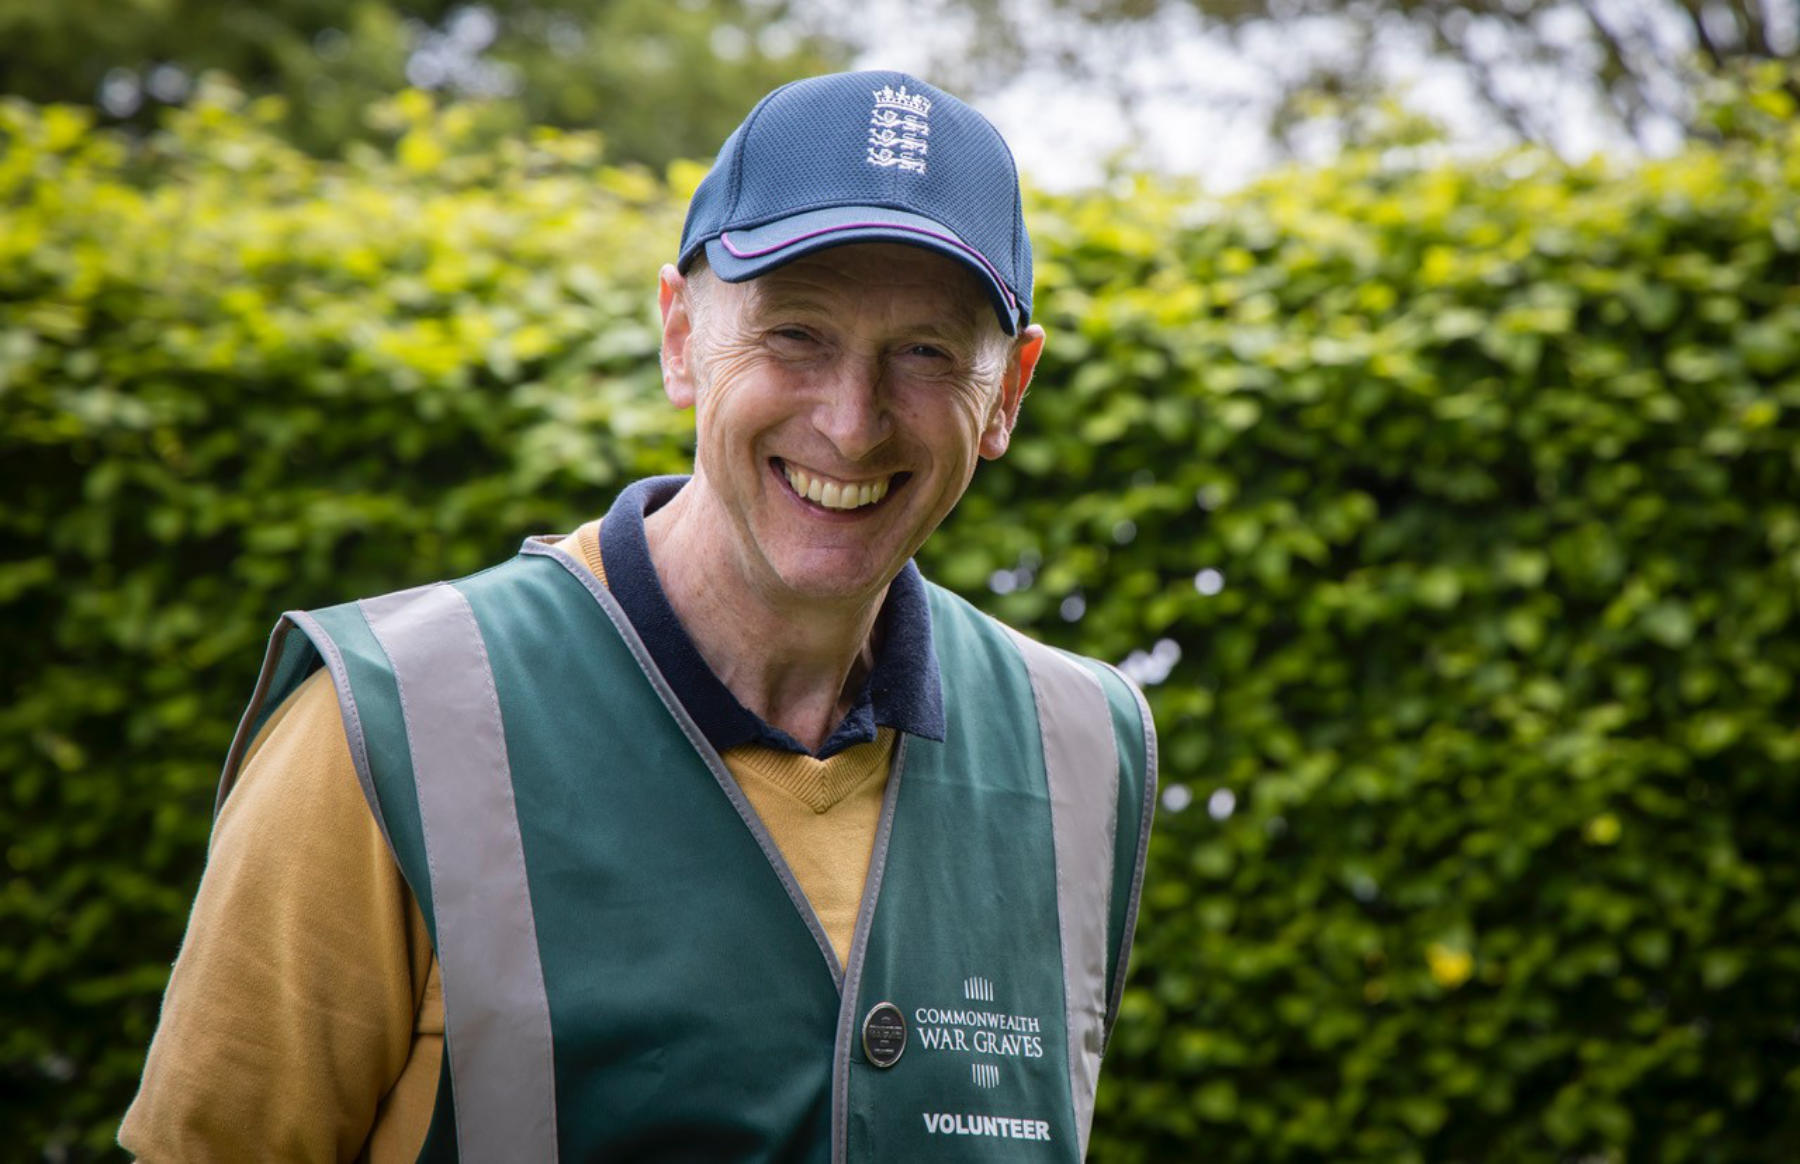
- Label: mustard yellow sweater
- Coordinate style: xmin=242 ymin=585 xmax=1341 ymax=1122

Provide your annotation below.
xmin=121 ymin=523 xmax=894 ymax=1161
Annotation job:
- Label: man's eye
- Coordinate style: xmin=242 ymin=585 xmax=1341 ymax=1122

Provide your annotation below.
xmin=772 ymin=327 xmax=816 ymax=344
xmin=905 ymin=344 xmax=949 ymax=360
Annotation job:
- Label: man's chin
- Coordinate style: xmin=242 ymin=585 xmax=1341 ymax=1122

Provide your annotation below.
xmin=765 ymin=551 xmax=898 ymax=607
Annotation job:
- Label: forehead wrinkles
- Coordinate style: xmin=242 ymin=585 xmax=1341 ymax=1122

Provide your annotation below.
xmin=740 ymin=247 xmax=993 ymax=341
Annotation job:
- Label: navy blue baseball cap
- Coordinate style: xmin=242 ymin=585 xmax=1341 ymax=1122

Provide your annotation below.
xmin=677 ymin=70 xmax=1033 ymax=335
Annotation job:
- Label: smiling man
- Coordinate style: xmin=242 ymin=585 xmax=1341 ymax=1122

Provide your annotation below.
xmin=124 ymin=72 xmax=1155 ymax=1163
xmin=647 ymin=243 xmax=1028 ymax=749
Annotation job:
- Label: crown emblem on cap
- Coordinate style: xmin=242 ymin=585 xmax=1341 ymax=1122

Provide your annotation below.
xmin=867 ymin=84 xmax=931 ymax=175
xmin=871 ymin=84 xmax=932 ymax=117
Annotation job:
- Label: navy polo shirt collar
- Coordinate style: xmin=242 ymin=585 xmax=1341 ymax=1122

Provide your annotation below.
xmin=599 ymin=476 xmax=946 ymax=759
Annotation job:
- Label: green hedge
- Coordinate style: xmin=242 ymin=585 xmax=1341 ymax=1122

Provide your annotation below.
xmin=0 ymin=89 xmax=696 ymax=1156
xmin=4 ymin=74 xmax=1798 ymax=1160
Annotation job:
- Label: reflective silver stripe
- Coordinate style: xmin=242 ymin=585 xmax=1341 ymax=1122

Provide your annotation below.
xmin=361 ymin=584 xmax=559 ymax=1164
xmin=1099 ymin=661 xmax=1158 ymax=1043
xmin=1009 ymin=630 xmax=1119 ymax=1159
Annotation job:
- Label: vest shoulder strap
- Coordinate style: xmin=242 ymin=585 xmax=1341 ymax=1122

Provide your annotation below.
xmin=218 ymin=572 xmax=563 ymax=1164
xmin=356 ymin=581 xmax=559 ymax=1164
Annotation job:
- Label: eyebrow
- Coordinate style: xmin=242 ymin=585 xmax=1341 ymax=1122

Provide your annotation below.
xmin=745 ymin=289 xmax=838 ymax=320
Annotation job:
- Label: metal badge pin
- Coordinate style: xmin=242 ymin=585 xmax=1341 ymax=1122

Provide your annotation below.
xmin=861 ymin=1001 xmax=907 ymax=1069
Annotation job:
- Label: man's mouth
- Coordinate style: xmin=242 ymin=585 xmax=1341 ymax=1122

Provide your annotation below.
xmin=776 ymin=459 xmax=902 ymax=511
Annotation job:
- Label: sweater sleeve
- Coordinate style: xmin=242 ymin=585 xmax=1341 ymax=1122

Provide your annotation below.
xmin=120 ymin=669 xmax=437 ymax=1162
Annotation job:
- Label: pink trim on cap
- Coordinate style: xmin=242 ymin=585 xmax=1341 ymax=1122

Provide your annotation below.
xmin=719 ymin=221 xmax=1018 ymax=315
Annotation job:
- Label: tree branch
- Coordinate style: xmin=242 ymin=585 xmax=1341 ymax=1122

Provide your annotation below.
xmin=1731 ymin=0 xmax=1776 ymax=57
xmin=1424 ymin=11 xmax=1544 ymax=148
xmin=1677 ymin=0 xmax=1728 ymax=68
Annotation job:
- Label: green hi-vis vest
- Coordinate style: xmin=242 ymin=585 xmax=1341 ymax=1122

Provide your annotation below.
xmin=219 ymin=537 xmax=1156 ymax=1163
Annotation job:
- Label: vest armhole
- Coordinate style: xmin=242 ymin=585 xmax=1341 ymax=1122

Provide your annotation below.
xmin=217 ymin=615 xmax=309 ymax=820
xmin=1092 ymin=659 xmax=1158 ymax=1047
xmin=219 ymin=609 xmax=397 ymax=863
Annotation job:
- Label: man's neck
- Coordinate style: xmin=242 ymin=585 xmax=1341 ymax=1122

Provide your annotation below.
xmin=642 ymin=489 xmax=887 ymax=754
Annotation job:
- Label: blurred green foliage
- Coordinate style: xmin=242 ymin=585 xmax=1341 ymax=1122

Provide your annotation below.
xmin=0 ymin=86 xmax=697 ymax=1156
xmin=4 ymin=66 xmax=1800 ymax=1161
xmin=0 ymin=0 xmax=845 ymax=167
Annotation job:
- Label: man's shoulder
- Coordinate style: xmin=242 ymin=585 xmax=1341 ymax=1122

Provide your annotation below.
xmin=917 ymin=576 xmax=1150 ymax=729
xmin=918 ymin=576 xmax=1123 ymax=679
xmin=295 ymin=535 xmax=588 ymax=625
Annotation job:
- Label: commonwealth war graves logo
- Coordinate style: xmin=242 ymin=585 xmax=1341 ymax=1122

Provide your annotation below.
xmin=913 ymin=974 xmax=1046 ymax=1078
xmin=911 ymin=972 xmax=1056 ymax=1144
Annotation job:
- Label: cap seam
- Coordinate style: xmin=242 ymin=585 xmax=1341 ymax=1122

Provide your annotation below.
xmin=995 ymin=128 xmax=1031 ymax=324
xmin=707 ymin=234 xmax=1019 ymax=335
xmin=716 ymin=219 xmax=1016 ymax=317
xmin=721 ymin=198 xmax=971 ymax=240
xmin=726 ymin=81 xmax=801 ymax=226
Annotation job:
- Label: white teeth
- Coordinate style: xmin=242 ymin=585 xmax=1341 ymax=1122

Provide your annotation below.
xmin=783 ymin=463 xmax=891 ymax=510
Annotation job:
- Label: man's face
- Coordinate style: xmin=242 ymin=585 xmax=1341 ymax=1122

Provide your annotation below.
xmin=658 ymin=243 xmax=1043 ymax=609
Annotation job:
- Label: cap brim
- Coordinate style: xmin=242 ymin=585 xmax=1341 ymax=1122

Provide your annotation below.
xmin=702 ymin=206 xmax=1022 ymax=335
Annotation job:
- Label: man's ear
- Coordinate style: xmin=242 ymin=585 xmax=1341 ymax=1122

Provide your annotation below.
xmin=658 ymin=264 xmax=698 ymax=409
xmin=979 ymin=323 xmax=1046 ymax=460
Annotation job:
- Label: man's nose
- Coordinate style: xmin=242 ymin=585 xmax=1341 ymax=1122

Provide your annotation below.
xmin=813 ymin=360 xmax=892 ymax=461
